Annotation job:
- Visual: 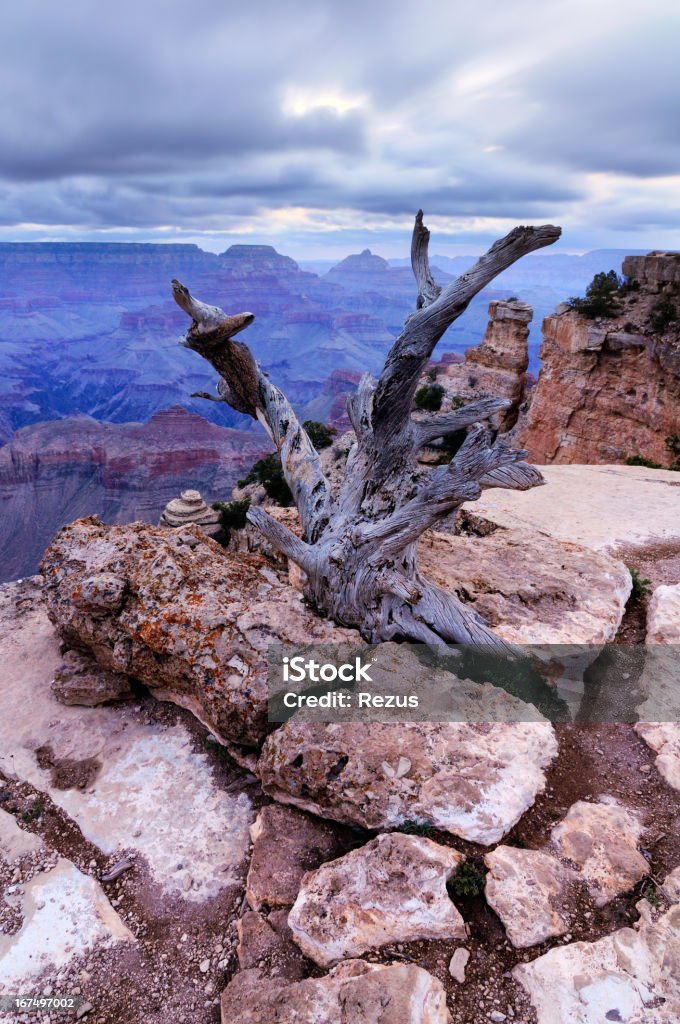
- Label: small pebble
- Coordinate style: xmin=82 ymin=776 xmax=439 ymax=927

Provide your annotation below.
xmin=449 ymin=947 xmax=470 ymax=983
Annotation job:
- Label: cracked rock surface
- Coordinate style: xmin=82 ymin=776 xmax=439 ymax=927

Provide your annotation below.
xmin=288 ymin=833 xmax=466 ymax=966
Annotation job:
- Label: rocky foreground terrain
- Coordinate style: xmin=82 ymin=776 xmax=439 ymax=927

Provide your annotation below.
xmin=1 ymin=466 xmax=679 ymax=1024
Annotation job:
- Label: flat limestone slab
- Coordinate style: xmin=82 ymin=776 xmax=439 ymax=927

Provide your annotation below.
xmin=419 ymin=525 xmax=630 ymax=644
xmin=0 ymin=578 xmax=254 ymax=899
xmin=470 ymin=464 xmax=680 ymax=553
xmin=0 ymin=858 xmax=133 ymax=990
xmin=0 ymin=809 xmax=44 ymax=863
xmin=514 ymin=899 xmax=680 ymax=1024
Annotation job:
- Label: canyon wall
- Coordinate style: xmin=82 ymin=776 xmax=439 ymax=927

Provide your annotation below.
xmin=0 ymin=406 xmax=270 ymax=582
xmin=517 ymin=252 xmax=680 ymax=466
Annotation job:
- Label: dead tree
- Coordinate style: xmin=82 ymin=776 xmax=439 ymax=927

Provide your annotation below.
xmin=172 ymin=211 xmax=560 ymax=649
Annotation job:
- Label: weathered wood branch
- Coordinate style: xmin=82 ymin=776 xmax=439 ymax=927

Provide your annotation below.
xmin=355 ymin=427 xmax=528 ymax=558
xmin=480 ymin=462 xmax=545 ymax=490
xmin=171 ymin=279 xmax=331 ymax=543
xmin=247 ymin=506 xmax=317 ymax=575
xmin=414 ymin=396 xmax=511 ymax=446
xmin=371 ymin=222 xmax=561 ymax=440
xmin=411 ymin=209 xmax=442 ymax=309
xmin=172 ymin=209 xmax=559 ymax=650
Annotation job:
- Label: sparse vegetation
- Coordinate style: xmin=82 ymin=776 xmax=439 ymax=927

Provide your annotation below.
xmin=642 ymin=882 xmax=661 ymax=907
xmin=665 ymin=434 xmax=680 ymax=470
xmin=212 ymin=498 xmax=251 ymax=542
xmin=397 ymin=820 xmax=437 ymax=838
xmin=449 ymin=860 xmax=487 ymax=899
xmin=302 ymin=420 xmax=337 ymax=450
xmin=625 ymin=455 xmax=663 ymax=469
xmin=567 ymin=270 xmax=623 ymax=318
xmin=647 ymin=293 xmax=678 ymax=333
xmin=625 ymin=436 xmax=680 ymax=472
xmin=21 ymin=799 xmax=44 ymax=822
xmin=629 ymin=568 xmax=652 ymax=601
xmin=414 ymin=382 xmax=445 ymax=411
xmin=238 ymin=453 xmax=294 ymax=506
xmin=618 ymin=276 xmax=640 ymax=296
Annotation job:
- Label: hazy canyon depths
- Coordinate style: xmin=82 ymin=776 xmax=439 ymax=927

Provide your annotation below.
xmin=0 ymin=240 xmax=639 ymax=438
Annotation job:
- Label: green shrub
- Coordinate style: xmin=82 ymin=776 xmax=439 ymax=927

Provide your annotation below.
xmin=629 ymin=568 xmax=652 ymax=601
xmin=425 ymin=367 xmax=439 ymax=381
xmin=397 ymin=820 xmax=436 ymax=838
xmin=21 ymin=800 xmax=44 ymax=822
xmin=665 ymin=434 xmax=680 ymax=470
xmin=238 ymin=454 xmax=293 ymax=506
xmin=414 ymin=383 xmax=445 ymax=411
xmin=212 ymin=498 xmax=251 ymax=541
xmin=448 ymin=861 xmax=487 ymax=899
xmin=567 ymin=270 xmax=623 ymax=318
xmin=647 ymin=294 xmax=678 ymax=333
xmin=302 ymin=420 xmax=337 ymax=450
xmin=625 ymin=456 xmax=662 ymax=469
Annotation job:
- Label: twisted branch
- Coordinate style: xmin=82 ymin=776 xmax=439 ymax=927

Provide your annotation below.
xmin=171 ymin=279 xmax=331 ymax=543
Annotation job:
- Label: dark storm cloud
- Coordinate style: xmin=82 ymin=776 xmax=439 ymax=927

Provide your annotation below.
xmin=490 ymin=18 xmax=680 ymax=178
xmin=0 ymin=0 xmax=677 ymax=250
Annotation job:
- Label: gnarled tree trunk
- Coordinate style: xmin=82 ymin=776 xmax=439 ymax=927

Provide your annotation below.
xmin=172 ymin=211 xmax=560 ymax=649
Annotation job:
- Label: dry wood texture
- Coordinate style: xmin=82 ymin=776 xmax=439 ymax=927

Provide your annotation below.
xmin=172 ymin=212 xmax=560 ymax=647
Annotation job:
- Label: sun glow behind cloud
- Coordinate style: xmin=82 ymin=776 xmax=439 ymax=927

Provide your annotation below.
xmin=282 ymin=88 xmax=367 ymax=119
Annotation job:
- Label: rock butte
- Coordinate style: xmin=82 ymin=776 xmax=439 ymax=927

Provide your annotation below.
xmin=430 ymin=298 xmax=532 ymax=432
xmin=517 ymin=252 xmax=680 ymax=467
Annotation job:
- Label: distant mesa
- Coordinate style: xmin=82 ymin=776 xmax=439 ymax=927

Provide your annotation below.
xmin=326 ymin=249 xmax=391 ymax=275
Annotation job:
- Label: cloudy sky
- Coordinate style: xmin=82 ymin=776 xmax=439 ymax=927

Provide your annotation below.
xmin=1 ymin=0 xmax=678 ymax=257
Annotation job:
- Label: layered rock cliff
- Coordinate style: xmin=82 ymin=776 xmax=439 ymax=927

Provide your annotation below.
xmin=0 ymin=406 xmax=270 ymax=582
xmin=518 ymin=252 xmax=680 ymax=465
xmin=432 ymin=299 xmax=531 ymax=431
